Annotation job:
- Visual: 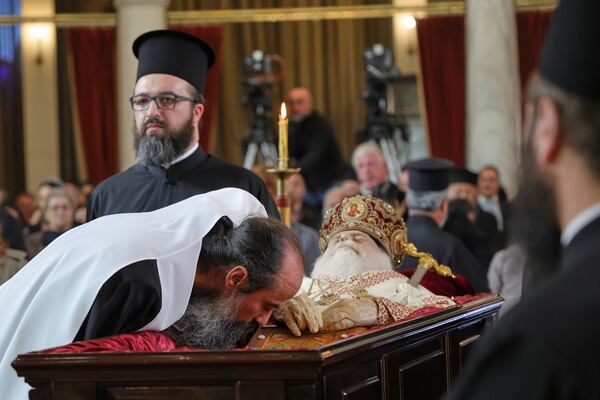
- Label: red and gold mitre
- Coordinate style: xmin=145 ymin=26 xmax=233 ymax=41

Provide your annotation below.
xmin=320 ymin=195 xmax=408 ymax=266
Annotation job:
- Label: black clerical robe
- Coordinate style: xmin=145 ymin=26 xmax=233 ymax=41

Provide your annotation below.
xmin=447 ymin=216 xmax=600 ymax=399
xmin=399 ymin=215 xmax=489 ymax=292
xmin=75 ymin=259 xmax=162 ymax=341
xmin=289 ymin=111 xmax=350 ymax=192
xmin=87 ymin=147 xmax=278 ymax=220
xmin=444 ymin=207 xmax=500 ymax=273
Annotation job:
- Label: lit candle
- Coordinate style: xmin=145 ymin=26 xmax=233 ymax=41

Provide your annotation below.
xmin=278 ymin=102 xmax=288 ymax=169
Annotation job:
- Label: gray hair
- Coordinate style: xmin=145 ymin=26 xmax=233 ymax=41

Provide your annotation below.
xmin=43 ymin=189 xmax=74 ymax=213
xmin=407 ymin=189 xmax=447 ymax=211
xmin=351 ymin=141 xmax=385 ymax=168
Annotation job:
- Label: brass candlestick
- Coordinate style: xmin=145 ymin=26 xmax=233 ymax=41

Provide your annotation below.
xmin=267 ymin=166 xmax=300 ymax=228
xmin=266 ymin=102 xmax=300 ymax=228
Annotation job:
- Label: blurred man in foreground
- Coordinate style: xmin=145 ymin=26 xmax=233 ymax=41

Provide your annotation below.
xmin=448 ymin=1 xmax=600 ymax=398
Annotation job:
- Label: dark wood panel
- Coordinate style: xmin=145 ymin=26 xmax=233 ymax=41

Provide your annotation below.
xmin=235 ymin=381 xmax=285 ymax=400
xmin=104 ymin=385 xmax=234 ymax=400
xmin=324 ymin=359 xmax=382 ymax=400
xmin=50 ymin=382 xmax=96 ymax=400
xmin=342 ymin=376 xmax=382 ymax=400
xmin=387 ymin=335 xmax=448 ymax=400
xmin=447 ymin=318 xmax=490 ymax=384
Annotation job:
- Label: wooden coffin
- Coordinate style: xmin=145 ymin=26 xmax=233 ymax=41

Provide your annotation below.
xmin=12 ymin=295 xmax=502 ymax=400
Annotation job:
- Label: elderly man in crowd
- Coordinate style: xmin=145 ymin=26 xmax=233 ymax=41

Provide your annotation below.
xmin=352 ymin=142 xmax=390 ymax=195
xmin=0 ymin=188 xmax=304 ymax=399
xmin=352 ymin=142 xmax=404 ymax=212
xmin=276 ymin=195 xmax=458 ymax=336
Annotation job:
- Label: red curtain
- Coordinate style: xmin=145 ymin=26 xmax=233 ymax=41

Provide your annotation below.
xmin=416 ymin=16 xmax=466 ymax=167
xmin=516 ymin=11 xmax=553 ymax=93
xmin=67 ymin=28 xmax=118 ymax=184
xmin=170 ymin=25 xmax=223 ymax=152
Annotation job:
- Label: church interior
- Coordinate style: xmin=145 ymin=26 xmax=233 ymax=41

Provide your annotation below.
xmin=6 ymin=1 xmax=598 ymax=399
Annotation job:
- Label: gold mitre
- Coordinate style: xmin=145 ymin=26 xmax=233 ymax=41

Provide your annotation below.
xmin=320 ymin=195 xmax=408 ymax=266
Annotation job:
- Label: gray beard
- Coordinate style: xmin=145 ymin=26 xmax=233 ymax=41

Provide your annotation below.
xmin=134 ymin=117 xmax=195 ymax=166
xmin=165 ymin=291 xmax=257 ymax=350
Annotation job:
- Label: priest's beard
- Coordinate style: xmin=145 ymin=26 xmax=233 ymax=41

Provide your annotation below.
xmin=165 ymin=290 xmax=257 ymax=350
xmin=134 ymin=115 xmax=195 ymax=166
xmin=311 ymin=240 xmax=392 ymax=280
xmin=509 ymin=122 xmax=561 ymax=294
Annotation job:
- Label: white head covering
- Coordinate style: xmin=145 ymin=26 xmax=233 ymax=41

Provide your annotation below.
xmin=0 ymin=188 xmax=266 ymax=399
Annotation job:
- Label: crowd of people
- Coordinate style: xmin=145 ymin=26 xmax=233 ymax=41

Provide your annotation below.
xmin=0 ymin=178 xmax=96 ymax=284
xmin=2 ymin=1 xmax=599 ymax=396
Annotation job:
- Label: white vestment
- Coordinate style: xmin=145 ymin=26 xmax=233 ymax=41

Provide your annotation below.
xmin=0 ymin=188 xmax=266 ymax=399
xmin=301 ymin=271 xmax=455 ymax=324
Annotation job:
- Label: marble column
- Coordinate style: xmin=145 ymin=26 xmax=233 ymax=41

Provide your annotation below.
xmin=114 ymin=0 xmax=170 ymax=171
xmin=466 ymin=0 xmax=520 ymax=196
xmin=20 ymin=0 xmax=59 ymax=192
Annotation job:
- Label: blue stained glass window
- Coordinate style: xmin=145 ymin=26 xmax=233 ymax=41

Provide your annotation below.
xmin=0 ymin=0 xmax=20 ymax=65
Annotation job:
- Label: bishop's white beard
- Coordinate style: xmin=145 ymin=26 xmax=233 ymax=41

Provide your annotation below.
xmin=311 ymin=241 xmax=393 ymax=280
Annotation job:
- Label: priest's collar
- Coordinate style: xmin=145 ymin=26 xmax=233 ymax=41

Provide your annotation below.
xmin=561 ymin=201 xmax=600 ymax=247
xmin=144 ymin=146 xmax=208 ymax=182
xmin=164 ymin=143 xmax=199 ymax=168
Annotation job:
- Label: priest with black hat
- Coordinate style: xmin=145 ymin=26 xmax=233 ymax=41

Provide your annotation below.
xmin=447 ymin=0 xmax=600 ymax=398
xmin=398 ymin=158 xmax=488 ymax=292
xmin=87 ymin=30 xmax=277 ymax=220
xmin=444 ymin=167 xmax=501 ymax=272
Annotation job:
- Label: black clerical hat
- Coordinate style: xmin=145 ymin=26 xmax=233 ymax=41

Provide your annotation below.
xmin=133 ymin=30 xmax=216 ymax=93
xmin=407 ymin=158 xmax=454 ymax=192
xmin=449 ymin=168 xmax=478 ymax=186
xmin=539 ymin=0 xmax=600 ymax=99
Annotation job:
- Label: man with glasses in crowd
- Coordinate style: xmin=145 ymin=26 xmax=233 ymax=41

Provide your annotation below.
xmin=87 ymin=30 xmax=277 ymax=220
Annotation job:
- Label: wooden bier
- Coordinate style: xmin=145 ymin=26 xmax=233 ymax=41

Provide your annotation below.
xmin=13 ymin=295 xmax=502 ymax=400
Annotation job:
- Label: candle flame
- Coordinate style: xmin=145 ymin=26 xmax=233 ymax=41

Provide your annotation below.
xmin=280 ymin=102 xmax=287 ymax=119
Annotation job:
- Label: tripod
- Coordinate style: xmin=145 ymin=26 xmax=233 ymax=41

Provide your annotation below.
xmin=243 ymin=106 xmax=278 ymax=169
xmin=365 ymin=120 xmax=409 ymax=184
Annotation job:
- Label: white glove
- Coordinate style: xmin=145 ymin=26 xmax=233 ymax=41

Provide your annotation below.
xmin=274 ymin=293 xmax=323 ymax=337
xmin=322 ymin=298 xmax=378 ymax=331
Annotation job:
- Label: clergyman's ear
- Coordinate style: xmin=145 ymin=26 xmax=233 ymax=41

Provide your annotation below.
xmin=224 ymin=266 xmax=249 ymax=289
xmin=534 ymin=97 xmax=562 ymax=167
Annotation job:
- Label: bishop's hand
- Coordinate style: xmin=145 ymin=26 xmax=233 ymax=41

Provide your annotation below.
xmin=274 ymin=293 xmax=323 ymax=337
xmin=322 ymin=298 xmax=378 ymax=331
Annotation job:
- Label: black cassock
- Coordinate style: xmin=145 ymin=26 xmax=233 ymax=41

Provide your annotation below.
xmin=289 ymin=111 xmax=350 ymax=193
xmin=447 ymin=215 xmax=600 ymax=399
xmin=444 ymin=207 xmax=501 ymax=273
xmin=75 ymin=259 xmax=162 ymax=342
xmin=399 ymin=215 xmax=489 ymax=292
xmin=87 ymin=147 xmax=278 ymax=220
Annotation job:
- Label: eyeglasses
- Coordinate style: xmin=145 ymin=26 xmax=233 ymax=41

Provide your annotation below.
xmin=129 ymin=93 xmax=197 ymax=111
xmin=48 ymin=204 xmax=72 ymax=211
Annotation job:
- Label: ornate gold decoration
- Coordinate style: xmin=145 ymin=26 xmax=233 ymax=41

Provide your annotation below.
xmin=321 ymin=194 xmax=456 ymax=279
xmin=401 ymin=243 xmax=455 ymax=279
xmin=320 ymin=195 xmax=408 ymax=266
